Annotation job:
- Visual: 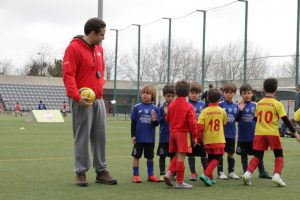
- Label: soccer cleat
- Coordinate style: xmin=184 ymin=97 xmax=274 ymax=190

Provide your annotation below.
xmin=242 ymin=171 xmax=252 ymax=186
xmin=148 ymin=175 xmax=160 ymax=182
xmin=211 ymin=179 xmax=217 ymax=185
xmin=132 ymin=175 xmax=142 ymax=183
xmin=259 ymin=171 xmax=272 ymax=179
xmin=189 ymin=173 xmax=197 ymax=181
xmin=228 ymin=172 xmax=240 ymax=180
xmin=175 ymin=182 xmax=193 ymax=189
xmin=164 ymin=171 xmax=173 ymax=187
xmin=218 ymin=172 xmax=228 ymax=180
xmin=199 ymin=173 xmax=212 ymax=186
xmin=272 ymin=173 xmax=286 ymax=187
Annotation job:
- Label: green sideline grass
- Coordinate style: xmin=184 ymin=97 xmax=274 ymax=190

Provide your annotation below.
xmin=0 ymin=114 xmax=299 ymax=200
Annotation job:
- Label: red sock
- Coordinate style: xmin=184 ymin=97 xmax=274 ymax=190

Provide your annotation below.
xmin=168 ymin=156 xmax=177 ymax=174
xmin=176 ymin=161 xmax=185 ymax=183
xmin=274 ymin=157 xmax=284 ymax=174
xmin=247 ymin=157 xmax=260 ymax=173
xmin=204 ymin=159 xmax=218 ymax=179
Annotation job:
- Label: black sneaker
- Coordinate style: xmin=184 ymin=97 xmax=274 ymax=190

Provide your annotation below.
xmin=259 ymin=171 xmax=272 ymax=179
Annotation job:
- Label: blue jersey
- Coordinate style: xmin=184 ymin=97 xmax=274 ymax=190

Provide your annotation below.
xmin=188 ymin=99 xmax=205 ymax=120
xmin=219 ymin=100 xmax=239 ymax=139
xmin=157 ymin=102 xmax=170 ymax=143
xmin=131 ymin=103 xmax=159 ymax=143
xmin=238 ymin=102 xmax=256 ymax=142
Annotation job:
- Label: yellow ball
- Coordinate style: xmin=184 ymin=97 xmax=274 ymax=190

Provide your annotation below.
xmin=79 ymin=87 xmax=95 ymax=103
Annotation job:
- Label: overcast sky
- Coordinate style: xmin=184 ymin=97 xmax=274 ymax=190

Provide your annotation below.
xmin=0 ymin=0 xmax=298 ymax=69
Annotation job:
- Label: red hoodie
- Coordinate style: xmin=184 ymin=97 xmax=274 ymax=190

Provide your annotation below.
xmin=165 ymin=97 xmax=198 ymax=139
xmin=63 ymin=36 xmax=105 ymax=101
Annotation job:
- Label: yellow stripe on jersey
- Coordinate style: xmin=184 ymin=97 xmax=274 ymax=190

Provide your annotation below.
xmin=255 ymin=97 xmax=286 ymax=136
xmin=198 ymin=105 xmax=227 ymax=145
xmin=187 ymin=132 xmax=191 ymax=148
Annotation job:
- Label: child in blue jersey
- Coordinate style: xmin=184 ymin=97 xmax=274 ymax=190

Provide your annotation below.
xmin=156 ymin=84 xmax=176 ymax=181
xmin=131 ymin=85 xmax=160 ymax=183
xmin=236 ymin=84 xmax=272 ymax=179
xmin=218 ymin=83 xmax=240 ymax=179
xmin=187 ymin=82 xmax=207 ymax=181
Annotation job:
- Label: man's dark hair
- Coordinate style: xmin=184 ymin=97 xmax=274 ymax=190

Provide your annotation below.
xmin=207 ymin=89 xmax=222 ymax=103
xmin=251 ymin=94 xmax=257 ymax=102
xmin=223 ymin=82 xmax=237 ymax=93
xmin=209 ymin=84 xmax=213 ymax=89
xmin=263 ymin=78 xmax=278 ymax=93
xmin=240 ymin=83 xmax=253 ymax=95
xmin=190 ymin=82 xmax=202 ymax=93
xmin=84 ymin=18 xmax=106 ymax=35
xmin=175 ymin=80 xmax=190 ymax=97
xmin=163 ymin=84 xmax=175 ymax=96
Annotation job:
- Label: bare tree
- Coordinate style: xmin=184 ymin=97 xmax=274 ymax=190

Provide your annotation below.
xmin=0 ymin=59 xmax=13 ymax=75
xmin=104 ymin=49 xmax=115 ymax=80
xmin=25 ymin=43 xmax=56 ymax=76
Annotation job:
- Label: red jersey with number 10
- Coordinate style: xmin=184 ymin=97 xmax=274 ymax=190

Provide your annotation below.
xmin=255 ymin=97 xmax=286 ymax=136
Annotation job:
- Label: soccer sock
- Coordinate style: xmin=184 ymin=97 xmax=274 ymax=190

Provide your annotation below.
xmin=217 ymin=157 xmax=223 ymax=174
xmin=201 ymin=157 xmax=207 ymax=171
xmin=133 ymin=167 xmax=139 ymax=176
xmin=274 ymin=157 xmax=284 ymax=175
xmin=247 ymin=157 xmax=260 ymax=173
xmin=228 ymin=157 xmax=235 ymax=173
xmin=241 ymin=155 xmax=248 ymax=173
xmin=176 ymin=161 xmax=185 ymax=183
xmin=188 ymin=157 xmax=196 ymax=174
xmin=147 ymin=160 xmax=154 ymax=177
xmin=159 ymin=157 xmax=166 ymax=175
xmin=258 ymin=160 xmax=266 ymax=174
xmin=168 ymin=156 xmax=177 ymax=174
xmin=205 ymin=159 xmax=219 ymax=179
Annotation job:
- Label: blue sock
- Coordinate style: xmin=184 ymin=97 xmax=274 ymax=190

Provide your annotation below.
xmin=133 ymin=167 xmax=139 ymax=176
xmin=147 ymin=160 xmax=154 ymax=176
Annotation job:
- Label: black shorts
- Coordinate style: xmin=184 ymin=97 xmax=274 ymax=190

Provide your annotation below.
xmin=224 ymin=138 xmax=236 ymax=153
xmin=131 ymin=142 xmax=154 ymax=159
xmin=187 ymin=144 xmax=207 ymax=157
xmin=236 ymin=141 xmax=255 ymax=155
xmin=156 ymin=142 xmax=175 ymax=157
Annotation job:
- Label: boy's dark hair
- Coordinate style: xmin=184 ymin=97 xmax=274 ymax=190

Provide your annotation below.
xmin=163 ymin=84 xmax=175 ymax=96
xmin=84 ymin=18 xmax=106 ymax=35
xmin=141 ymin=85 xmax=156 ymax=101
xmin=209 ymin=84 xmax=213 ymax=89
xmin=175 ymin=80 xmax=190 ymax=97
xmin=240 ymin=83 xmax=253 ymax=95
xmin=223 ymin=82 xmax=237 ymax=93
xmin=207 ymin=89 xmax=222 ymax=103
xmin=263 ymin=78 xmax=278 ymax=93
xmin=251 ymin=94 xmax=257 ymax=102
xmin=190 ymin=82 xmax=202 ymax=93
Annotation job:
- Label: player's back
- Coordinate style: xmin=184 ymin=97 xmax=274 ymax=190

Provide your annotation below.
xmin=198 ymin=104 xmax=227 ymax=145
xmin=166 ymin=97 xmax=196 ymax=133
xmin=255 ymin=97 xmax=286 ymax=136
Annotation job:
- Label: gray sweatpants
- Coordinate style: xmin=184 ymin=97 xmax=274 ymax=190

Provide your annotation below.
xmin=70 ymin=98 xmax=107 ymax=174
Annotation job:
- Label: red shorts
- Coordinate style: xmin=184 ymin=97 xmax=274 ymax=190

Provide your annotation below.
xmin=253 ymin=135 xmax=282 ymax=151
xmin=169 ymin=132 xmax=192 ymax=153
xmin=205 ymin=143 xmax=225 ymax=155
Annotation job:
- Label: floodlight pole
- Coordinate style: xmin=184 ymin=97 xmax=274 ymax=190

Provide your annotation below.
xmin=197 ymin=10 xmax=206 ymax=89
xmin=98 ymin=0 xmax=103 ymax=19
xmin=133 ymin=24 xmax=141 ymax=103
xmin=239 ymin=0 xmax=248 ymax=83
xmin=111 ymin=29 xmax=118 ymax=116
xmin=163 ymin=18 xmax=172 ymax=84
xmin=296 ymin=0 xmax=300 ymax=86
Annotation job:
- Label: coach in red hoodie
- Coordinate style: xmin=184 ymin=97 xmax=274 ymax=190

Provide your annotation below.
xmin=63 ymin=18 xmax=117 ymax=187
